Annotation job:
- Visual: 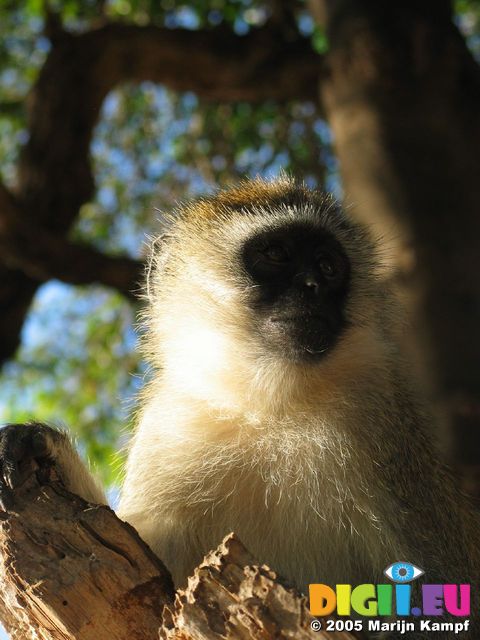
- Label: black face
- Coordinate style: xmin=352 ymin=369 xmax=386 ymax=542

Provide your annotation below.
xmin=241 ymin=223 xmax=350 ymax=362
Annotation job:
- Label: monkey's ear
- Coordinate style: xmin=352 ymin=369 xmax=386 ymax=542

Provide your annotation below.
xmin=151 ymin=233 xmax=172 ymax=252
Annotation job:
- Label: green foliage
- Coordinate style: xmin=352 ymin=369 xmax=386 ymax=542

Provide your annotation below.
xmin=0 ymin=285 xmax=140 ymax=486
xmin=456 ymin=0 xmax=480 ymax=58
xmin=0 ymin=2 xmax=48 ymax=185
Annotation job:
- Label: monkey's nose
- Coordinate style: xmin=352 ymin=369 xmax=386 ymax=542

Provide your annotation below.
xmin=304 ymin=275 xmax=320 ymax=294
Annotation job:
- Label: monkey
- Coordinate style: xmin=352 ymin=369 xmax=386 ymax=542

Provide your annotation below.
xmin=0 ymin=177 xmax=479 ymax=639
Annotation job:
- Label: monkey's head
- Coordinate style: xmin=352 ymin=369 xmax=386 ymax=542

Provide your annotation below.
xmin=146 ymin=177 xmax=394 ymax=408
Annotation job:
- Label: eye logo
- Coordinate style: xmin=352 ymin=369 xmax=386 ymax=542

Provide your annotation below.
xmin=384 ymin=562 xmax=424 ymax=583
xmin=309 ymin=561 xmax=470 ymax=620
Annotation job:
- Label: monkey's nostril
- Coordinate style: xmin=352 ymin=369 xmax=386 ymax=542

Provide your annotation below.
xmin=304 ymin=276 xmax=319 ymax=293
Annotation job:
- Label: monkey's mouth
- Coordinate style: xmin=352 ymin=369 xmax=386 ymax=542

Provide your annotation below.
xmin=262 ymin=313 xmax=340 ymax=362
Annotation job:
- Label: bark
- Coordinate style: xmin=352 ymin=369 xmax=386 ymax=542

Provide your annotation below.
xmin=0 ymin=468 xmax=358 ymax=640
xmin=160 ymin=534 xmax=360 ymax=640
xmin=0 ymin=465 xmax=174 ymax=639
xmin=0 ymin=183 xmax=142 ymax=300
xmin=318 ymin=0 xmax=480 ymax=470
xmin=0 ymin=18 xmax=321 ymax=363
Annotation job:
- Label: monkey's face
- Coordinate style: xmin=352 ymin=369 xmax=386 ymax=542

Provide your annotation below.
xmin=240 ymin=222 xmax=350 ymax=362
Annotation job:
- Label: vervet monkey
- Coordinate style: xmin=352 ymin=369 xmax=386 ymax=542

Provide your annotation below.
xmin=0 ymin=178 xmax=479 ymax=638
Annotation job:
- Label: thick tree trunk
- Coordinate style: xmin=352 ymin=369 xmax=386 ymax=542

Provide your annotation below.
xmin=0 ymin=468 xmax=358 ymax=640
xmin=319 ymin=0 xmax=480 ymax=475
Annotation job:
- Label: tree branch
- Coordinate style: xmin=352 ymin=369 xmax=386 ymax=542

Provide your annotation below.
xmin=0 ymin=466 xmax=174 ymax=639
xmin=161 ymin=534 xmax=361 ymax=640
xmin=4 ymin=234 xmax=143 ymax=300
xmin=0 ymin=180 xmax=142 ymax=299
xmin=0 ymin=465 xmax=358 ymax=639
xmin=80 ymin=22 xmax=321 ymax=103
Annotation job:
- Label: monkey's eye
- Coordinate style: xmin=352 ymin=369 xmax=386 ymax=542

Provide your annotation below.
xmin=260 ymin=244 xmax=290 ymax=264
xmin=384 ymin=562 xmax=424 ymax=583
xmin=317 ymin=255 xmax=337 ymax=279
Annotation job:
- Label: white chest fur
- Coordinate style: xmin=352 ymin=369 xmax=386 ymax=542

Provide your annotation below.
xmin=120 ymin=405 xmax=402 ymax=592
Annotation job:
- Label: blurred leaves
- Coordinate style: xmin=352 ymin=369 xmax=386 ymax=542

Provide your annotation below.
xmin=0 ymin=2 xmax=48 ymax=186
xmin=456 ymin=0 xmax=480 ymax=58
xmin=0 ymin=283 xmax=140 ymax=486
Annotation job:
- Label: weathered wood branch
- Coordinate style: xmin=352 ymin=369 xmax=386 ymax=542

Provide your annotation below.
xmin=0 ymin=466 xmax=174 ymax=639
xmin=160 ymin=534 xmax=360 ymax=640
xmin=0 ymin=467 xmax=359 ymax=639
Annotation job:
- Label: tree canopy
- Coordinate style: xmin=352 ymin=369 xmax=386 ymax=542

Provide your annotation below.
xmin=1 ymin=0 xmax=480 ymax=490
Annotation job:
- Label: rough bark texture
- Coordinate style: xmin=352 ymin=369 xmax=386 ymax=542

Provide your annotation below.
xmin=318 ymin=0 xmax=480 ymax=473
xmin=160 ymin=534 xmax=360 ymax=640
xmin=0 ymin=465 xmax=174 ymax=639
xmin=0 ymin=469 xmax=358 ymax=640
